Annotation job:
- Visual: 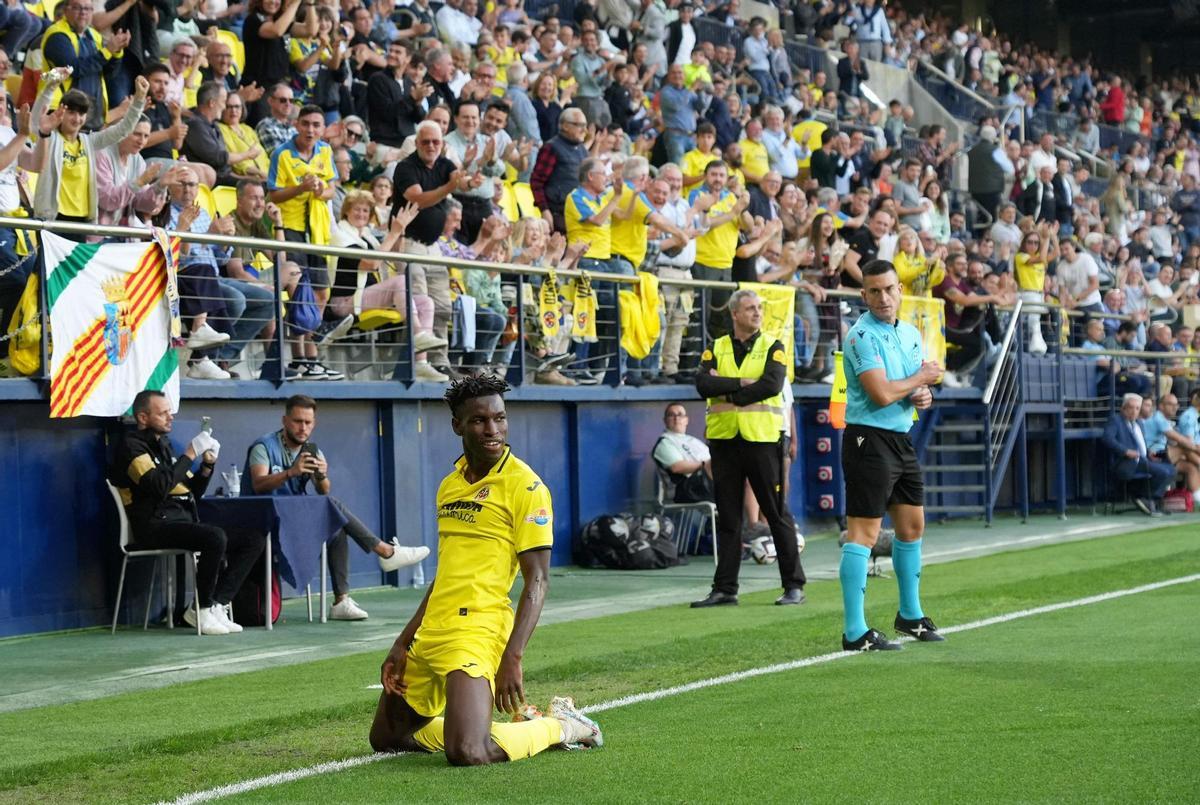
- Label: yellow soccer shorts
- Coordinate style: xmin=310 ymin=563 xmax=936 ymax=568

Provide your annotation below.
xmin=402 ymin=628 xmax=508 ymax=718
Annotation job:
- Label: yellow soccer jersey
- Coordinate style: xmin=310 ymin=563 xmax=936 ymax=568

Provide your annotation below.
xmin=421 ymin=446 xmax=554 ymax=639
xmin=739 ymin=137 xmax=769 ymax=183
xmin=267 ymin=139 xmax=335 ymax=232
xmin=681 ymin=148 xmax=719 ymax=184
xmin=565 ymin=186 xmax=614 ymax=260
xmin=689 ymin=186 xmax=739 ymax=269
xmin=610 ymin=181 xmax=655 ymax=268
xmin=59 ymin=137 xmax=89 ymax=218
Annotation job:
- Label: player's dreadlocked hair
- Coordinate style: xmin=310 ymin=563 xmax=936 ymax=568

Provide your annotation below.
xmin=444 ymin=373 xmax=511 ymax=417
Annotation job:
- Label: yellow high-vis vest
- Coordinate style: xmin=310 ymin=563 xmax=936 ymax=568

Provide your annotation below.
xmin=705 ymin=334 xmax=785 ymax=442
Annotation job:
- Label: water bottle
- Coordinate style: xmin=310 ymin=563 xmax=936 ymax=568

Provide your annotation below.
xmin=228 ymin=464 xmax=241 ymax=498
xmin=411 ymin=560 xmax=425 ymax=588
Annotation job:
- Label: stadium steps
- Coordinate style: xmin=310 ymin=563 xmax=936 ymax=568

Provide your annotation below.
xmin=922 ymin=412 xmax=993 ymax=520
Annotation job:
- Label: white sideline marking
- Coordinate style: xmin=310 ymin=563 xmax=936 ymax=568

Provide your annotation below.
xmin=158 ymin=573 xmax=1200 ymax=805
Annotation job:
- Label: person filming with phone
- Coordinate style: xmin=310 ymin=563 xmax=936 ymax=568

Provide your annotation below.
xmin=244 ymin=394 xmax=429 ymax=620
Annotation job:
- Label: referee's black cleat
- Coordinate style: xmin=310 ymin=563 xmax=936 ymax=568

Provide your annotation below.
xmin=894 ymin=613 xmax=946 ymax=642
xmin=842 ymin=628 xmax=903 ymax=651
xmin=775 ymin=588 xmax=806 ymax=606
xmin=690 ymin=591 xmax=738 ymax=608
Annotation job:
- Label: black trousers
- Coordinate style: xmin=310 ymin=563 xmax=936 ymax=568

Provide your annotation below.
xmin=454 ymin=195 xmax=493 ymax=245
xmin=131 ymin=521 xmax=264 ymax=607
xmin=326 ymin=496 xmax=382 ymax=596
xmin=710 ymin=437 xmax=806 ymax=594
xmin=946 ymin=326 xmax=985 ymax=373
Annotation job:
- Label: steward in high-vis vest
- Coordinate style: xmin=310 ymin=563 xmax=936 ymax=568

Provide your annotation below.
xmin=691 ymin=289 xmax=806 ymax=609
xmin=40 ymin=3 xmax=127 ymax=131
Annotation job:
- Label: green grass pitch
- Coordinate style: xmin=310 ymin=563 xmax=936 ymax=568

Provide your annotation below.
xmin=1 ymin=525 xmax=1197 ymax=804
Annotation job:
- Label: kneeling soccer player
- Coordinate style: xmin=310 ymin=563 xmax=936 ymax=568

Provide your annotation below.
xmin=369 ymin=375 xmax=602 ymax=764
xmin=839 ymin=259 xmax=946 ymax=651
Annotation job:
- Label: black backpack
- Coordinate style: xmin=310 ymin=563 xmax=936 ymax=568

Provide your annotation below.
xmin=575 ymin=513 xmax=681 ymax=570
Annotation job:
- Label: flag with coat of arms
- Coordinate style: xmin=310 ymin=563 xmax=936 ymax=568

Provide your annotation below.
xmin=45 ymin=232 xmax=182 ymax=418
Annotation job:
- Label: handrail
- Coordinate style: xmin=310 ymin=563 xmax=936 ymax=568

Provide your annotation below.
xmin=915 ymin=58 xmax=999 ymax=111
xmin=982 ymin=298 xmax=1022 ymax=405
xmin=1062 ymin=347 xmax=1200 ymax=361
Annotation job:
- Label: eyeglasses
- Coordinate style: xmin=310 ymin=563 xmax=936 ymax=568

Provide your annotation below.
xmin=665 ymin=412 xmax=688 ymax=418
xmin=417 ymin=138 xmax=441 ymax=145
xmin=346 ymin=129 xmax=363 ymax=139
xmin=273 ymin=96 xmax=295 ymax=104
xmin=178 ymin=181 xmax=198 ymax=188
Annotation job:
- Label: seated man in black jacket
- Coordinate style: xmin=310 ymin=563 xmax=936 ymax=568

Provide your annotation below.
xmin=113 ymin=390 xmax=263 ymax=635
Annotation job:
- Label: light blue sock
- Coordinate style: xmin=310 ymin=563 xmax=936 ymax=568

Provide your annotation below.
xmin=892 ymin=538 xmax=925 ymax=621
xmin=839 ymin=543 xmax=871 ymax=641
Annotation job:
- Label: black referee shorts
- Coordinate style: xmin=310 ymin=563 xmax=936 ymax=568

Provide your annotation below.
xmin=842 ymin=423 xmax=924 ymax=518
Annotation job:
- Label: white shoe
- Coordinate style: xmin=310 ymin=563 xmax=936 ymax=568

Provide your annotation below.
xmin=330 ymin=596 xmax=368 ymax=620
xmin=212 ymin=603 xmax=243 ymax=633
xmin=378 ymin=538 xmax=431 ymax=572
xmin=549 ymin=696 xmax=603 ymax=749
xmin=185 ymin=323 xmax=230 ymax=349
xmin=414 ymin=360 xmax=449 ymax=382
xmin=183 ymin=602 xmax=230 ymax=635
xmin=940 ymin=371 xmax=967 ymax=389
xmin=1028 ymin=333 xmax=1048 ymax=356
xmin=187 ymin=357 xmax=232 ymax=380
xmin=413 ymin=331 xmax=449 ymax=352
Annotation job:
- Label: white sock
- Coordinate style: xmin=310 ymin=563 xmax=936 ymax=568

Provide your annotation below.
xmin=1192 ymin=489 xmax=1200 ymax=505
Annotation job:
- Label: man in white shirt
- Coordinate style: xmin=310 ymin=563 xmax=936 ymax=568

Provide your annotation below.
xmin=1027 ymin=132 xmax=1057 ymax=186
xmin=652 ymin=166 xmax=698 ymax=381
xmin=988 ymin=202 xmax=1022 ymax=252
xmin=436 ymin=0 xmax=482 ymax=48
xmin=652 ymin=402 xmax=713 ymax=503
xmin=1056 ymin=238 xmax=1102 ymax=343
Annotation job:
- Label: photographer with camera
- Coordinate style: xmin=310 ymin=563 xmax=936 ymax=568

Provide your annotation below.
xmin=245 ymin=394 xmax=428 ymax=620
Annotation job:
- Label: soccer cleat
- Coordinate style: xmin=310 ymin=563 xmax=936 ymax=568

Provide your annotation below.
xmin=842 ymin=628 xmax=902 ymax=652
xmin=378 ymin=539 xmax=430 ymax=572
xmin=511 ymin=703 xmax=545 ymax=722
xmin=894 ymin=613 xmax=946 ymax=642
xmin=330 ymin=596 xmax=368 ymax=620
xmin=549 ymin=696 xmax=603 ymax=749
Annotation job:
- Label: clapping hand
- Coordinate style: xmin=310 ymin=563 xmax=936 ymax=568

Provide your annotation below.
xmin=177 ymin=203 xmax=202 ymax=231
xmin=390 ymin=200 xmax=420 ymax=233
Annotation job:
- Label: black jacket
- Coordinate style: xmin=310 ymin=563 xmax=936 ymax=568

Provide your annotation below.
xmin=366 ymin=70 xmax=424 ymax=147
xmin=113 ymin=429 xmax=212 ymax=533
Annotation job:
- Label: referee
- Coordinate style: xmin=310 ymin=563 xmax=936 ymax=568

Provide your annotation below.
xmin=691 ymin=289 xmax=806 ymax=608
xmin=840 ymin=260 xmax=944 ymax=650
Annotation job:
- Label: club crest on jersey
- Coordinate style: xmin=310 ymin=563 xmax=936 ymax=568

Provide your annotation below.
xmin=525 ymin=508 xmax=551 ymax=526
xmin=474 ymin=486 xmax=491 ymax=501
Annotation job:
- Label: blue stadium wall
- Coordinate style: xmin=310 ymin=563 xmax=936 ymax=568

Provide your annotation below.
xmin=0 ymin=388 xmax=850 ymax=638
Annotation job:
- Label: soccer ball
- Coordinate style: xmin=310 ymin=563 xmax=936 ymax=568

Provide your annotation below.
xmin=795 ymin=527 xmax=806 ymax=556
xmin=749 ymin=535 xmax=777 ymax=564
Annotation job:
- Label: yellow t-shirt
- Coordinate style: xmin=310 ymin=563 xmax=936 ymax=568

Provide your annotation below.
xmin=487 ymin=45 xmax=517 ymax=86
xmin=610 ymin=182 xmax=655 ymax=268
xmin=219 ymin=122 xmax=271 ymax=176
xmin=58 ymin=138 xmax=89 ymax=218
xmin=895 ymin=252 xmax=946 ymax=298
xmin=690 ymin=186 xmax=739 ymax=269
xmin=739 ymin=137 xmax=769 ymax=183
xmin=791 ymin=120 xmax=826 ymax=169
xmin=565 ymin=186 xmax=614 ymax=260
xmin=683 ymin=63 xmax=712 ymax=90
xmin=421 ymin=447 xmax=554 ymax=638
xmin=1015 ymin=252 xmax=1046 ymax=292
xmin=681 ymin=148 xmax=719 ymax=184
xmin=267 ymin=139 xmax=336 ymax=232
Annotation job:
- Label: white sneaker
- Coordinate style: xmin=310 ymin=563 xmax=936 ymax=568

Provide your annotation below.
xmin=330 ymin=596 xmax=369 ymax=620
xmin=414 ymin=360 xmax=450 ymax=382
xmin=378 ymin=538 xmax=430 ymax=572
xmin=185 ymin=323 xmax=230 ymax=349
xmin=183 ymin=602 xmax=230 ymax=635
xmin=413 ymin=331 xmax=449 ymax=352
xmin=940 ymin=371 xmax=966 ymax=389
xmin=212 ymin=603 xmax=243 ymax=633
xmin=1028 ymin=332 xmax=1048 ymax=356
xmin=549 ymin=696 xmax=603 ymax=749
xmin=188 ymin=357 xmax=232 ymax=380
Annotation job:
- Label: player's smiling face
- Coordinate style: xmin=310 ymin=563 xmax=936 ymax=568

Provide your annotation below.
xmin=453 ymin=394 xmax=508 ymax=466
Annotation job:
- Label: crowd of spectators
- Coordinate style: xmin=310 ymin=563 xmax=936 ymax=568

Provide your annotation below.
xmin=0 ymin=0 xmax=1196 ymax=396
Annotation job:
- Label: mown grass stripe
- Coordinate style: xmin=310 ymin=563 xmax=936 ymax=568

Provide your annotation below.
xmin=155 ymin=572 xmax=1200 ymax=805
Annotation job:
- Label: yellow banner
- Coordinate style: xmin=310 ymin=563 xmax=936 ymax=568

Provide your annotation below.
xmin=739 ymin=282 xmax=795 ymax=381
xmin=899 ymin=294 xmax=947 ymax=369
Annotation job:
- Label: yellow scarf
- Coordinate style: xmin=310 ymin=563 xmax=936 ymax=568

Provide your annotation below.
xmin=571 ymin=272 xmax=597 ymax=342
xmin=539 ymin=268 xmax=561 ymax=339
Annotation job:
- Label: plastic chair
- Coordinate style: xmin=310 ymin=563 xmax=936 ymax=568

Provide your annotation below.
xmin=654 ymin=467 xmax=718 ymax=565
xmin=216 ymin=29 xmax=245 ymax=75
xmin=107 ymin=481 xmax=202 ymax=636
xmin=498 ymin=182 xmax=519 ymax=222
xmin=195 ymin=183 xmax=217 ymax=218
xmin=4 ymin=75 xmax=21 ymax=100
xmin=512 ymin=182 xmax=541 ymax=219
xmin=213 ymin=185 xmax=237 ymax=216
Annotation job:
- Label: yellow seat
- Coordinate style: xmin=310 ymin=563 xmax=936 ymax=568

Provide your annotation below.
xmin=213 ymin=185 xmax=237 ymax=216
xmin=4 ymin=75 xmax=21 ymax=100
xmin=498 ymin=182 xmax=519 ymax=222
xmin=216 ymin=29 xmax=245 ymax=75
xmin=195 ymin=184 xmax=216 ymax=218
xmin=357 ymin=308 xmax=404 ymax=331
xmin=513 ymin=182 xmax=540 ymax=219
